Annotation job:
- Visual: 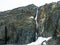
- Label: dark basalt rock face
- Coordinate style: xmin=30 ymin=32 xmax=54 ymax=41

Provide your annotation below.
xmin=0 ymin=1 xmax=60 ymax=45
xmin=38 ymin=1 xmax=60 ymax=45
xmin=0 ymin=4 xmax=37 ymax=44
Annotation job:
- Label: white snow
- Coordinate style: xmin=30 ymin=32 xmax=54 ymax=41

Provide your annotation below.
xmin=27 ymin=37 xmax=52 ymax=45
xmin=29 ymin=16 xmax=34 ymax=19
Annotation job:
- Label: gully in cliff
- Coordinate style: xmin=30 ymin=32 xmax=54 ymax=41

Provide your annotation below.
xmin=34 ymin=7 xmax=39 ymax=41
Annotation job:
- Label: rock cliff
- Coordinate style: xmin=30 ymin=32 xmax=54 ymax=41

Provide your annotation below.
xmin=0 ymin=1 xmax=60 ymax=45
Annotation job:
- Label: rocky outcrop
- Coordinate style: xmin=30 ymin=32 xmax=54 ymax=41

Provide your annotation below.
xmin=0 ymin=4 xmax=37 ymax=44
xmin=0 ymin=1 xmax=60 ymax=45
xmin=38 ymin=1 xmax=60 ymax=45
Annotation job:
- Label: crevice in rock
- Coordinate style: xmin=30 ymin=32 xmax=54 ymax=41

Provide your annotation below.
xmin=34 ymin=7 xmax=39 ymax=41
xmin=5 ymin=26 xmax=8 ymax=44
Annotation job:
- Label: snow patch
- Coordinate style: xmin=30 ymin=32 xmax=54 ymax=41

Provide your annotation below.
xmin=29 ymin=16 xmax=34 ymax=19
xmin=27 ymin=37 xmax=52 ymax=45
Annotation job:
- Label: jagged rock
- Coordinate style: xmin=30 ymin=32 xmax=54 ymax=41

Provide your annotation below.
xmin=38 ymin=1 xmax=60 ymax=45
xmin=0 ymin=4 xmax=37 ymax=44
xmin=0 ymin=1 xmax=60 ymax=45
